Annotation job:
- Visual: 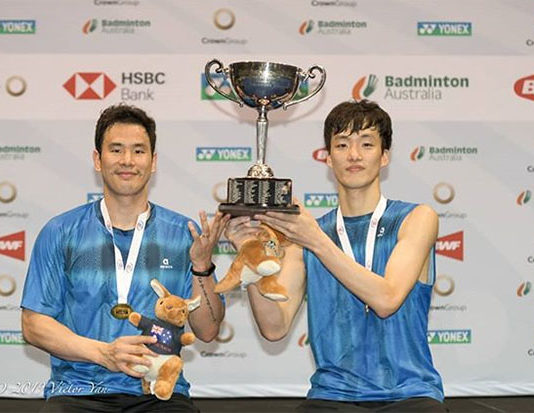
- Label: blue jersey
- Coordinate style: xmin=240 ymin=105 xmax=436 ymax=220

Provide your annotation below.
xmin=303 ymin=199 xmax=444 ymax=402
xmin=21 ymin=201 xmax=202 ymax=399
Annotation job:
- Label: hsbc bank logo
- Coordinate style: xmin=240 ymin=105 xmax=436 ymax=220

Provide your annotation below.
xmin=435 ymin=231 xmax=463 ymax=261
xmin=0 ymin=231 xmax=25 ymax=261
xmin=514 ymin=75 xmax=534 ymax=101
xmin=63 ymin=72 xmax=116 ymax=100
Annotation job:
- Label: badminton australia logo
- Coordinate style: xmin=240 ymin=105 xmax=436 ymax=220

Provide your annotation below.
xmin=409 ymin=145 xmax=477 ymax=162
xmin=299 ymin=19 xmax=366 ymax=35
xmin=304 ymin=193 xmax=338 ymax=208
xmin=517 ymin=281 xmax=531 ymax=297
xmin=352 ymin=74 xmax=378 ymax=100
xmin=196 ymin=147 xmax=251 ymax=162
xmin=82 ymin=18 xmax=151 ymax=35
xmin=417 ymin=22 xmax=472 ymax=36
xmin=517 ymin=190 xmax=532 ymax=205
xmin=427 ymin=329 xmax=471 ymax=344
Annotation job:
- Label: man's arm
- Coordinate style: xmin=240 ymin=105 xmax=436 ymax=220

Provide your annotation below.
xmin=256 ymin=201 xmax=438 ymax=318
xmin=21 ymin=308 xmax=157 ymax=377
xmin=224 ymin=217 xmax=307 ymax=341
xmin=187 ymin=211 xmax=229 ymax=341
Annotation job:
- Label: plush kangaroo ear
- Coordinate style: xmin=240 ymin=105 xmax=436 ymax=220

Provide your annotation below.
xmin=150 ymin=279 xmax=170 ymax=298
xmin=186 ymin=295 xmax=201 ymax=312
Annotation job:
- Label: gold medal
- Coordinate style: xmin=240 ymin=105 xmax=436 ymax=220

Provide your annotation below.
xmin=111 ymin=303 xmax=133 ymax=320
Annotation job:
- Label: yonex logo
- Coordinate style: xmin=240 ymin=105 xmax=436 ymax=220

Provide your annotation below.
xmin=417 ymin=22 xmax=472 ymax=36
xmin=0 ymin=20 xmax=35 ymax=34
xmin=428 ymin=329 xmax=471 ymax=344
xmin=214 ymin=241 xmax=237 ymax=255
xmin=196 ymin=147 xmax=251 ymax=162
xmin=304 ymin=193 xmax=338 ymax=208
xmin=63 ymin=72 xmax=116 ymax=100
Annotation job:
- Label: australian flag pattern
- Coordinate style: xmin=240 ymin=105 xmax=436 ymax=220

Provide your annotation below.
xmin=138 ymin=315 xmax=183 ymax=355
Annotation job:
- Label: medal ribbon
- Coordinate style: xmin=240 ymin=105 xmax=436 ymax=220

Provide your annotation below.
xmin=336 ymin=194 xmax=387 ymax=273
xmin=100 ymin=199 xmax=149 ymax=305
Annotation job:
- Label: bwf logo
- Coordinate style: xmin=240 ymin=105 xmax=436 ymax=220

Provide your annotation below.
xmin=435 ymin=231 xmax=463 ymax=261
xmin=0 ymin=231 xmax=25 ymax=261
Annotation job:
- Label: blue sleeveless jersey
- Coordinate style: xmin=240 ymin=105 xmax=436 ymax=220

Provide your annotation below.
xmin=303 ymin=199 xmax=444 ymax=402
xmin=21 ymin=202 xmax=204 ymax=399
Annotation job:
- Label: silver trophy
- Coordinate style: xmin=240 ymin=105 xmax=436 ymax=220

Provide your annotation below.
xmin=205 ymin=59 xmax=326 ymax=216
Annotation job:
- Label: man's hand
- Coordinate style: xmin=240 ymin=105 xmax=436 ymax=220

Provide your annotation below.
xmin=99 ymin=335 xmax=158 ymax=378
xmin=254 ymin=198 xmax=326 ymax=251
xmin=188 ymin=211 xmax=230 ymax=271
xmin=224 ymin=216 xmax=263 ymax=250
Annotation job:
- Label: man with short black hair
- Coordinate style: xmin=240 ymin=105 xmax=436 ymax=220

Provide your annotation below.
xmin=227 ymin=100 xmax=448 ymax=412
xmin=21 ymin=104 xmax=228 ymax=412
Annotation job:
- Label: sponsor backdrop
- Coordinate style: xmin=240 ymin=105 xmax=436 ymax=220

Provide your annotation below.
xmin=1 ymin=0 xmax=533 ymax=399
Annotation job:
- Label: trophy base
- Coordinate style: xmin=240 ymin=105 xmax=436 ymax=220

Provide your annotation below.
xmin=219 ymin=203 xmax=300 ymax=217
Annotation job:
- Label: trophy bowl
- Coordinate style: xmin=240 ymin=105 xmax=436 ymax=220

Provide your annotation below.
xmin=205 ymin=59 xmax=326 ymax=216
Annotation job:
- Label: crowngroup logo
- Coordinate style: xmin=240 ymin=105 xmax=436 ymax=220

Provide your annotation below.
xmin=517 ymin=190 xmax=532 ymax=205
xmin=82 ymin=18 xmax=151 ymax=34
xmin=352 ymin=74 xmax=469 ymax=101
xmin=311 ymin=0 xmax=357 ymax=7
xmin=514 ymin=75 xmax=534 ymax=101
xmin=417 ymin=22 xmax=472 ymax=36
xmin=410 ymin=145 xmax=477 ymax=162
xmin=299 ymin=19 xmax=366 ymax=35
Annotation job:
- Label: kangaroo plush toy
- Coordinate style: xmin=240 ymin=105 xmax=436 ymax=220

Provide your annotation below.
xmin=214 ymin=224 xmax=289 ymax=301
xmin=128 ymin=279 xmax=201 ymax=401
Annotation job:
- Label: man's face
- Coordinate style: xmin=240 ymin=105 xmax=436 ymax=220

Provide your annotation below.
xmin=326 ymin=126 xmax=389 ymax=190
xmin=93 ymin=122 xmax=156 ymax=198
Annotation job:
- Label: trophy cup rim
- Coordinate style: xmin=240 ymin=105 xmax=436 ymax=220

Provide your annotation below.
xmin=228 ymin=61 xmax=300 ymax=72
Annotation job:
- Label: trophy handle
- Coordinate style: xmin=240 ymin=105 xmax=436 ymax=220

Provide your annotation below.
xmin=283 ymin=65 xmax=326 ymax=110
xmin=204 ymin=59 xmax=244 ymax=107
